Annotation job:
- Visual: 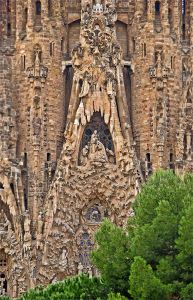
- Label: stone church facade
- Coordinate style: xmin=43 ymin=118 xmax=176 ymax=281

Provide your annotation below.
xmin=0 ymin=0 xmax=192 ymax=297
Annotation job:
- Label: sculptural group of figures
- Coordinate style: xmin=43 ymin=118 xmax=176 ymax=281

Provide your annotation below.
xmin=80 ymin=130 xmax=115 ymax=165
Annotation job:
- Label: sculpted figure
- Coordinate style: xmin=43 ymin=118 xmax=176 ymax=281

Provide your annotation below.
xmin=106 ymin=148 xmax=115 ymax=163
xmin=32 ymin=115 xmax=41 ymax=136
xmin=80 ymin=145 xmax=89 ymax=166
xmin=59 ymin=248 xmax=68 ymax=269
xmin=23 ymin=211 xmax=32 ymax=255
xmin=0 ymin=210 xmax=9 ymax=233
xmin=79 ymin=74 xmax=90 ymax=98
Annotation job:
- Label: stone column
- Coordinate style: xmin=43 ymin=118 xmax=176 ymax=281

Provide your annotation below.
xmin=27 ymin=0 xmax=34 ymax=29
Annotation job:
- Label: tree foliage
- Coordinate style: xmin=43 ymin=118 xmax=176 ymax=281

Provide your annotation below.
xmin=17 ymin=274 xmax=109 ymax=300
xmin=92 ymin=170 xmax=193 ymax=299
xmin=92 ymin=219 xmax=130 ymax=295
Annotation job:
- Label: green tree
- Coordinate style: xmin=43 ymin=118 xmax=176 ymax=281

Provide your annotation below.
xmin=18 ymin=274 xmax=109 ymax=300
xmin=176 ymin=204 xmax=193 ymax=283
xmin=92 ymin=219 xmax=130 ymax=295
xmin=92 ymin=171 xmax=193 ymax=298
xmin=180 ymin=283 xmax=193 ymax=300
xmin=129 ymin=257 xmax=171 ymax=300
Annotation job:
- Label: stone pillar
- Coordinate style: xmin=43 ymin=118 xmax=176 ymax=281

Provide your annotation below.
xmin=27 ymin=0 xmax=34 ymax=29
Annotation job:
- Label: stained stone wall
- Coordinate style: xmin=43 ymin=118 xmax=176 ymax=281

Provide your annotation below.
xmin=0 ymin=0 xmax=193 ymax=298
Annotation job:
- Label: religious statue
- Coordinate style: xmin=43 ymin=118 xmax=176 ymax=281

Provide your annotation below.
xmin=0 ymin=210 xmax=9 ymax=233
xmin=59 ymin=248 xmax=68 ymax=269
xmin=79 ymin=74 xmax=90 ymax=98
xmin=80 ymin=145 xmax=89 ymax=166
xmin=89 ymin=131 xmax=108 ymax=163
xmin=23 ymin=211 xmax=32 ymax=255
xmin=32 ymin=115 xmax=41 ymax=136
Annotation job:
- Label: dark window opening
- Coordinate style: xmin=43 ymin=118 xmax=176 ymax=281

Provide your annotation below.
xmin=0 ymin=183 xmax=4 ymax=190
xmin=47 ymin=153 xmax=51 ymax=161
xmin=23 ymin=7 xmax=28 ymax=30
xmin=182 ymin=23 xmax=186 ymax=40
xmin=50 ymin=42 xmax=55 ymax=56
xmin=36 ymin=1 xmax=41 ymax=15
xmin=155 ymin=1 xmax=160 ymax=15
xmin=24 ymin=152 xmax=28 ymax=168
xmin=143 ymin=43 xmax=147 ymax=57
xmin=7 ymin=23 xmax=11 ymax=36
xmin=132 ymin=38 xmax=135 ymax=53
xmin=169 ymin=153 xmax=175 ymax=170
xmin=146 ymin=153 xmax=152 ymax=175
xmin=182 ymin=0 xmax=186 ymax=15
xmin=61 ymin=38 xmax=64 ymax=52
xmin=24 ymin=190 xmax=28 ymax=211
xmin=10 ymin=183 xmax=15 ymax=196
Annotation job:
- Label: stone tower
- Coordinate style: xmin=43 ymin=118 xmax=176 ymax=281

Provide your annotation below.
xmin=0 ymin=0 xmax=193 ymax=297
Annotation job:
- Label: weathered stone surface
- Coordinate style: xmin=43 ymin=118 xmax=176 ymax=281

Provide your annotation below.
xmin=0 ymin=0 xmax=192 ymax=297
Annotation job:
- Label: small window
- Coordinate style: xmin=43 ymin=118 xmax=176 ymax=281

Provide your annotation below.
xmin=155 ymin=1 xmax=160 ymax=15
xmin=36 ymin=1 xmax=41 ymax=15
xmin=146 ymin=153 xmax=152 ymax=175
xmin=24 ymin=152 xmax=28 ymax=168
xmin=21 ymin=55 xmax=26 ymax=70
xmin=61 ymin=38 xmax=64 ymax=52
xmin=24 ymin=8 xmax=28 ymax=29
xmin=132 ymin=38 xmax=136 ymax=53
xmin=142 ymin=43 xmax=147 ymax=57
xmin=182 ymin=23 xmax=186 ymax=40
xmin=7 ymin=23 xmax=11 ymax=36
xmin=182 ymin=0 xmax=186 ymax=15
xmin=171 ymin=56 xmax=175 ymax=69
xmin=24 ymin=189 xmax=28 ymax=211
xmin=144 ymin=0 xmax=148 ymax=13
xmin=47 ymin=153 xmax=51 ymax=161
xmin=169 ymin=153 xmax=175 ymax=170
xmin=10 ymin=183 xmax=15 ymax=196
xmin=50 ymin=42 xmax=55 ymax=56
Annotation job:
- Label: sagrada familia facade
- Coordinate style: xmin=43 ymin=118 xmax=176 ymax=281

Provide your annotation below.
xmin=0 ymin=0 xmax=193 ymax=297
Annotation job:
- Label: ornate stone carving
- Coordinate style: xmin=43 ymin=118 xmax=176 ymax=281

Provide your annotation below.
xmin=26 ymin=45 xmax=48 ymax=85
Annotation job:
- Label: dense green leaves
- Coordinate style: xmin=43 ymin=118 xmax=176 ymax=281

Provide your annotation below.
xmin=92 ymin=170 xmax=193 ymax=299
xmin=92 ymin=219 xmax=130 ymax=295
xmin=17 ymin=275 xmax=109 ymax=300
xmin=129 ymin=257 xmax=171 ymax=300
